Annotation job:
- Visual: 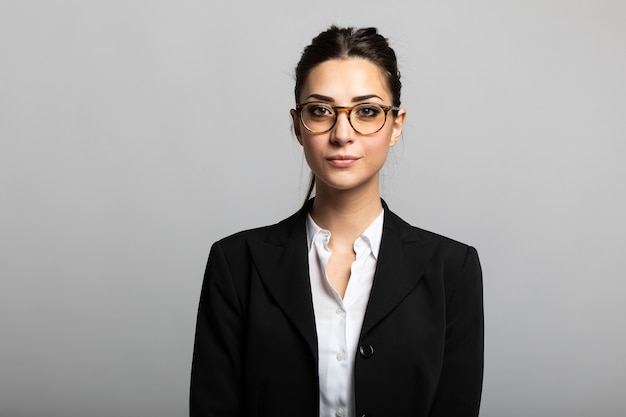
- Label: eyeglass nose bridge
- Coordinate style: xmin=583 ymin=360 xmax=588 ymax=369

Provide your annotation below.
xmin=329 ymin=106 xmax=358 ymax=132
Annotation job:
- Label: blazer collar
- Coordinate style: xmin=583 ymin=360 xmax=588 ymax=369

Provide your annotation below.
xmin=247 ymin=199 xmax=439 ymax=354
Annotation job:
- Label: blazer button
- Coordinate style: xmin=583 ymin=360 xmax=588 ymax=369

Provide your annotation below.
xmin=359 ymin=344 xmax=374 ymax=358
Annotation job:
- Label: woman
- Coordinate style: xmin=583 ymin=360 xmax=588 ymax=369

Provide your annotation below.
xmin=190 ymin=26 xmax=483 ymax=417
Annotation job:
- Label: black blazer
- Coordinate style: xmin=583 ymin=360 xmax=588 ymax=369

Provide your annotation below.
xmin=190 ymin=200 xmax=483 ymax=417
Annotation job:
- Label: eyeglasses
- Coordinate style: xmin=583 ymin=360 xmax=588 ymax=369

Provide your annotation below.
xmin=296 ymin=102 xmax=400 ymax=135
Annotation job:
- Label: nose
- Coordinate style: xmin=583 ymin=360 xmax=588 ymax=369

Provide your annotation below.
xmin=330 ymin=110 xmax=355 ymax=145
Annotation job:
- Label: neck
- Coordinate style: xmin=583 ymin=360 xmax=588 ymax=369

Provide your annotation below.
xmin=310 ymin=182 xmax=383 ymax=240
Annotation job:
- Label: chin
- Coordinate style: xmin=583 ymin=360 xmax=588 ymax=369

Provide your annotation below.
xmin=316 ymin=177 xmax=377 ymax=194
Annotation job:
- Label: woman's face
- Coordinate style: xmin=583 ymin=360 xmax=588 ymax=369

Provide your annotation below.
xmin=291 ymin=57 xmax=405 ymax=196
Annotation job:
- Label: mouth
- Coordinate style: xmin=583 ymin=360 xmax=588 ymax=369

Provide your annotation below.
xmin=326 ymin=155 xmax=361 ymax=168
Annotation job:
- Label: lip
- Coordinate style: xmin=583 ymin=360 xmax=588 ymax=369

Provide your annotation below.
xmin=326 ymin=155 xmax=361 ymax=168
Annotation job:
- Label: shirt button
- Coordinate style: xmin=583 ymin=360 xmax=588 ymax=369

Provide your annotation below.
xmin=336 ymin=307 xmax=344 ymax=314
xmin=336 ymin=408 xmax=345 ymax=417
xmin=336 ymin=351 xmax=345 ymax=361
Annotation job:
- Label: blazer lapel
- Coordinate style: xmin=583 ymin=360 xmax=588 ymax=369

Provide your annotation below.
xmin=360 ymin=208 xmax=439 ymax=337
xmin=247 ymin=206 xmax=318 ymax=360
xmin=245 ymin=201 xmax=439 ymax=356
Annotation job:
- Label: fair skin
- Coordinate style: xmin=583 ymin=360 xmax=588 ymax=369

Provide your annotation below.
xmin=290 ymin=57 xmax=406 ymax=297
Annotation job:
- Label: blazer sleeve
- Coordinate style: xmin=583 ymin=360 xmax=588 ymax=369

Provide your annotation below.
xmin=190 ymin=242 xmax=244 ymax=417
xmin=430 ymin=246 xmax=484 ymax=417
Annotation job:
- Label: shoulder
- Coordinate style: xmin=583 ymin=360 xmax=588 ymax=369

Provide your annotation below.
xmin=384 ymin=208 xmax=482 ymax=307
xmin=211 ymin=209 xmax=302 ymax=254
xmin=383 ymin=207 xmax=480 ymax=278
xmin=385 ymin=208 xmax=475 ymax=252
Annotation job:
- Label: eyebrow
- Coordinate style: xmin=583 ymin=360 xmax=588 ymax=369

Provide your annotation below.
xmin=304 ymin=93 xmax=385 ymax=103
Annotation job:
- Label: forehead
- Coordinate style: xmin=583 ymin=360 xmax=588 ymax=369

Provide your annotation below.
xmin=300 ymin=57 xmax=391 ymax=102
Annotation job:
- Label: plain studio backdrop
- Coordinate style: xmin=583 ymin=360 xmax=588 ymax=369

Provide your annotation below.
xmin=1 ymin=1 xmax=625 ymax=416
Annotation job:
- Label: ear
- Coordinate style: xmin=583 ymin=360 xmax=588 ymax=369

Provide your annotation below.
xmin=389 ymin=108 xmax=406 ymax=147
xmin=290 ymin=109 xmax=303 ymax=145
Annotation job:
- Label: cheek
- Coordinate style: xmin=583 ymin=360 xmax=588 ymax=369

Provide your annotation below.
xmin=301 ymin=135 xmax=324 ymax=154
xmin=371 ymin=145 xmax=391 ymax=165
xmin=300 ymin=139 xmax=322 ymax=167
xmin=366 ymin=134 xmax=393 ymax=162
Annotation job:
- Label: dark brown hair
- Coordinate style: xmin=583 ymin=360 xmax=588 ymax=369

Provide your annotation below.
xmin=294 ymin=26 xmax=402 ymax=204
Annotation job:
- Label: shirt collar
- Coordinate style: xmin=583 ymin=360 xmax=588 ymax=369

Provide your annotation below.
xmin=305 ymin=209 xmax=385 ymax=260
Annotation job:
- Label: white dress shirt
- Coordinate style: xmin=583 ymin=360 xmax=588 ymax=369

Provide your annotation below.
xmin=306 ymin=210 xmax=384 ymax=417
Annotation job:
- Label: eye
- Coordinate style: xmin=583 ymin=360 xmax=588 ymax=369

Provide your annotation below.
xmin=305 ymin=103 xmax=334 ymax=119
xmin=354 ymin=104 xmax=382 ymax=119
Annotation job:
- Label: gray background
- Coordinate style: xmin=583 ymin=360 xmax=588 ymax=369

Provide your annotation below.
xmin=1 ymin=1 xmax=625 ymax=416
